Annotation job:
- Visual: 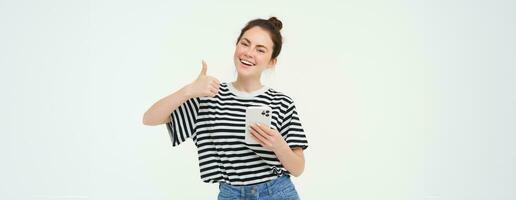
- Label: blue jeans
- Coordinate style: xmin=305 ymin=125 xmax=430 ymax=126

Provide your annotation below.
xmin=218 ymin=175 xmax=300 ymax=200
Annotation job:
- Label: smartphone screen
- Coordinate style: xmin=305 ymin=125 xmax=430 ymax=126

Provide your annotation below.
xmin=245 ymin=106 xmax=272 ymax=145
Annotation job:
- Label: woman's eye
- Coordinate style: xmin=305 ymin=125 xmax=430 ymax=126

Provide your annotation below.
xmin=241 ymin=43 xmax=249 ymax=46
xmin=258 ymin=49 xmax=265 ymax=53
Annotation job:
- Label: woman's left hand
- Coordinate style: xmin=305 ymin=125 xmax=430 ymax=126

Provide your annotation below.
xmin=250 ymin=123 xmax=289 ymax=152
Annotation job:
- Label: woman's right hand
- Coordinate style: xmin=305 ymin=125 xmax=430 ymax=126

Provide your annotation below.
xmin=185 ymin=60 xmax=220 ymax=98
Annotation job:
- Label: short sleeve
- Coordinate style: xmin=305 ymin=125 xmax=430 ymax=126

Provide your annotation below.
xmin=165 ymin=97 xmax=200 ymax=146
xmin=280 ymin=102 xmax=309 ymax=150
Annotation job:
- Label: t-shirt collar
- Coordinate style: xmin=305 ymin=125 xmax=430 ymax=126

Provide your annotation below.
xmin=227 ymin=82 xmax=269 ymax=98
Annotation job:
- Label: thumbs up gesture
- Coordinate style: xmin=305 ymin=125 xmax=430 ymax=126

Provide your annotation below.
xmin=185 ymin=60 xmax=220 ymax=98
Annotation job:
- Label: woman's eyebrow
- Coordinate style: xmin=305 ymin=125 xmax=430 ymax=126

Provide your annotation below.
xmin=242 ymin=38 xmax=268 ymax=50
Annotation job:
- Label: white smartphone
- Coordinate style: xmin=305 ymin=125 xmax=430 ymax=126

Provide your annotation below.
xmin=245 ymin=106 xmax=272 ymax=145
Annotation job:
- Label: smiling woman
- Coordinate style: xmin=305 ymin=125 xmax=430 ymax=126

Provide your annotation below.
xmin=143 ymin=16 xmax=308 ymax=200
xmin=233 ymin=17 xmax=282 ymax=79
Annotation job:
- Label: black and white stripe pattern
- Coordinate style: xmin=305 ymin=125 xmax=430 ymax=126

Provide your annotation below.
xmin=166 ymin=82 xmax=308 ymax=186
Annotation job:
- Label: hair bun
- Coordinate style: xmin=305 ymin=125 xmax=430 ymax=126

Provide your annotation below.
xmin=268 ymin=17 xmax=283 ymax=31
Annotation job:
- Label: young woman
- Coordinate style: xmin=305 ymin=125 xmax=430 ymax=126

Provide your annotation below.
xmin=143 ymin=17 xmax=308 ymax=200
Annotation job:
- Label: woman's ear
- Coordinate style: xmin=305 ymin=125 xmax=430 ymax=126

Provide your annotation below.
xmin=268 ymin=58 xmax=277 ymax=69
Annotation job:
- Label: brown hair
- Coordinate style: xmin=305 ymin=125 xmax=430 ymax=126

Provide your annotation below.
xmin=236 ymin=17 xmax=283 ymax=60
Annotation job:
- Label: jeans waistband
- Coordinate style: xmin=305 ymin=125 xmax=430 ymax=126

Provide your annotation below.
xmin=218 ymin=175 xmax=292 ymax=196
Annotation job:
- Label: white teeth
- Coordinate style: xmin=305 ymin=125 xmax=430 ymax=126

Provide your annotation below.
xmin=240 ymin=59 xmax=254 ymax=66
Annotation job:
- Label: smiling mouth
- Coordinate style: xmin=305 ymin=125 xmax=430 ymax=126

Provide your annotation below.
xmin=240 ymin=59 xmax=255 ymax=67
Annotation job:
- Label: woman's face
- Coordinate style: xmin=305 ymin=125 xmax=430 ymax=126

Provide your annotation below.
xmin=233 ymin=26 xmax=276 ymax=78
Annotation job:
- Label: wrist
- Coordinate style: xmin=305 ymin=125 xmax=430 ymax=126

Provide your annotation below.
xmin=180 ymin=84 xmax=194 ymax=100
xmin=273 ymin=141 xmax=291 ymax=154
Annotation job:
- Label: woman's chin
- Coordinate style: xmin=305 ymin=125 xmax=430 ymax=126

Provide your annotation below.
xmin=236 ymin=68 xmax=251 ymax=75
xmin=236 ymin=63 xmax=254 ymax=74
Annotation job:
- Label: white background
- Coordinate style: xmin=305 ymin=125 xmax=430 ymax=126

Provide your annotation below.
xmin=1 ymin=0 xmax=515 ymax=199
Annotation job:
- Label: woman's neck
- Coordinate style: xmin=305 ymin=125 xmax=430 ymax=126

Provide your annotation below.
xmin=232 ymin=77 xmax=264 ymax=93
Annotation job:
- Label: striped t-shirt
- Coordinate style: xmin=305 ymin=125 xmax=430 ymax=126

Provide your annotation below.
xmin=166 ymin=82 xmax=308 ymax=186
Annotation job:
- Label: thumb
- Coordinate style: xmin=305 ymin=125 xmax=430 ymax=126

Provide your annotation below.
xmin=199 ymin=60 xmax=208 ymax=77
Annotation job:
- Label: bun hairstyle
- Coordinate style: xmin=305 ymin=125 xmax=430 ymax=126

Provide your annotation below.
xmin=267 ymin=17 xmax=283 ymax=31
xmin=236 ymin=17 xmax=284 ymax=60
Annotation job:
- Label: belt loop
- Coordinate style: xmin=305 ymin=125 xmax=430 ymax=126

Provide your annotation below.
xmin=266 ymin=177 xmax=274 ymax=195
xmin=268 ymin=183 xmax=273 ymax=196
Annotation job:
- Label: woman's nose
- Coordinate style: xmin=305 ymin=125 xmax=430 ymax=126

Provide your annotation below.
xmin=243 ymin=48 xmax=253 ymax=58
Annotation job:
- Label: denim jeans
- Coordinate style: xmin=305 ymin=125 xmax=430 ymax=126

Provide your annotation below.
xmin=217 ymin=175 xmax=300 ymax=200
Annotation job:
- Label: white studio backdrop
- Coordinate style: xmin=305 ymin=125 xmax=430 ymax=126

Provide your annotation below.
xmin=1 ymin=0 xmax=515 ymax=199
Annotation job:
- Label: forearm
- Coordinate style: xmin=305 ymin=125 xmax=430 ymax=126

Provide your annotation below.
xmin=274 ymin=145 xmax=305 ymax=177
xmin=142 ymin=85 xmax=192 ymax=126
